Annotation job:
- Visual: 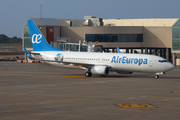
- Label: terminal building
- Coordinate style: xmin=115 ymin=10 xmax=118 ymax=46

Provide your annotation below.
xmin=22 ymin=16 xmax=180 ymax=65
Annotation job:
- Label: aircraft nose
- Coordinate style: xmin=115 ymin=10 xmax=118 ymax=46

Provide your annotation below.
xmin=168 ymin=63 xmax=175 ymax=70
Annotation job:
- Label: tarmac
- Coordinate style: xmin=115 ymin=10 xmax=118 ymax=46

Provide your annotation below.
xmin=0 ymin=61 xmax=180 ymax=120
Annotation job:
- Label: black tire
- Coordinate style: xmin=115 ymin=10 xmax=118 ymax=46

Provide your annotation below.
xmin=85 ymin=72 xmax=92 ymax=77
xmin=155 ymin=75 xmax=159 ymax=79
xmin=89 ymin=72 xmax=92 ymax=77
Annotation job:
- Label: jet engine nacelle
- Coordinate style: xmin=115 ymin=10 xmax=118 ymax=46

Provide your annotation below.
xmin=91 ymin=66 xmax=109 ymax=75
xmin=54 ymin=53 xmax=63 ymax=62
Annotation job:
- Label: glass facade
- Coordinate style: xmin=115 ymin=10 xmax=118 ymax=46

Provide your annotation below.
xmin=59 ymin=43 xmax=88 ymax=52
xmin=172 ymin=19 xmax=180 ymax=50
xmin=85 ymin=34 xmax=143 ymax=42
xmin=23 ymin=22 xmax=32 ymax=48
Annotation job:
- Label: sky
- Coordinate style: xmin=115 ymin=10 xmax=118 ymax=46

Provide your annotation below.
xmin=0 ymin=0 xmax=180 ymax=38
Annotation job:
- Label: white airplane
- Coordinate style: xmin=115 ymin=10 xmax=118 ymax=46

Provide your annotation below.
xmin=24 ymin=19 xmax=174 ymax=79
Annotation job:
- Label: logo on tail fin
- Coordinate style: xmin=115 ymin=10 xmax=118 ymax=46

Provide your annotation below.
xmin=32 ymin=34 xmax=42 ymax=44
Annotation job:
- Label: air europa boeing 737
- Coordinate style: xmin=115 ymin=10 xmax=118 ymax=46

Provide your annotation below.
xmin=24 ymin=19 xmax=174 ymax=79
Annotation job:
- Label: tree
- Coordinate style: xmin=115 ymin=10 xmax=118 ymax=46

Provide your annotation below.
xmin=0 ymin=34 xmax=22 ymax=44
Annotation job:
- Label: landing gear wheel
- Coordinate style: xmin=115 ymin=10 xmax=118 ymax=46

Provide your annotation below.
xmin=155 ymin=75 xmax=159 ymax=79
xmin=85 ymin=72 xmax=92 ymax=77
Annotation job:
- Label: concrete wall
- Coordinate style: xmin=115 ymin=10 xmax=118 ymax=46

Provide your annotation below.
xmin=96 ymin=42 xmax=143 ymax=48
xmin=82 ymin=26 xmax=143 ymax=34
xmin=61 ymin=27 xmax=85 ymax=42
xmin=38 ymin=26 xmax=47 ymax=40
xmin=56 ymin=19 xmax=85 ymax=26
xmin=54 ymin=27 xmax=60 ymax=41
xmin=103 ymin=19 xmax=178 ymax=27
xmin=143 ymin=27 xmax=172 ymax=48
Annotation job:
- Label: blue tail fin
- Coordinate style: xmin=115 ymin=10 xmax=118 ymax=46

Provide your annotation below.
xmin=28 ymin=19 xmax=62 ymax=51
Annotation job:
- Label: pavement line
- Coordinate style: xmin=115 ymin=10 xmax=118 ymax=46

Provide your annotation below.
xmin=115 ymin=104 xmax=156 ymax=108
xmin=172 ymin=91 xmax=180 ymax=93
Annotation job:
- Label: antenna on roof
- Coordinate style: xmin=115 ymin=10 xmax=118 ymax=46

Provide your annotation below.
xmin=40 ymin=2 xmax=42 ymax=19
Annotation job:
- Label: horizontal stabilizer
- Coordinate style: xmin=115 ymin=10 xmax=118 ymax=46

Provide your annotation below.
xmin=23 ymin=47 xmax=34 ymax=60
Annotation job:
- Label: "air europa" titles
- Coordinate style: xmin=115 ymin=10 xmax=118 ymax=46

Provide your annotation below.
xmin=111 ymin=56 xmax=148 ymax=66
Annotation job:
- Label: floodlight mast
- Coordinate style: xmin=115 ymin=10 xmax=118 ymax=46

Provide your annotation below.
xmin=40 ymin=2 xmax=42 ymax=19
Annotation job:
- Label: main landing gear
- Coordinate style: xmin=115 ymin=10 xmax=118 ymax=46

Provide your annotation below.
xmin=85 ymin=71 xmax=92 ymax=77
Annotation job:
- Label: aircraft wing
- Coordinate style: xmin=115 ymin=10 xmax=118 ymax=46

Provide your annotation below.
xmin=62 ymin=61 xmax=96 ymax=68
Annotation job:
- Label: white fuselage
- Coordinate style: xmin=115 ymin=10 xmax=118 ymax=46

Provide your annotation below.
xmin=32 ymin=51 xmax=174 ymax=73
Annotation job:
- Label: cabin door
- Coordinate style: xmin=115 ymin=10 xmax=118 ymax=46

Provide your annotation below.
xmin=149 ymin=58 xmax=153 ymax=67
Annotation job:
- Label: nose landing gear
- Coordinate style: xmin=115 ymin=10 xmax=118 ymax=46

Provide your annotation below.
xmin=155 ymin=72 xmax=165 ymax=79
xmin=155 ymin=75 xmax=159 ymax=79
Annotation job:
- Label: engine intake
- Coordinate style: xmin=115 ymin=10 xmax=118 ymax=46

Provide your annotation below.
xmin=91 ymin=66 xmax=109 ymax=75
xmin=54 ymin=53 xmax=63 ymax=62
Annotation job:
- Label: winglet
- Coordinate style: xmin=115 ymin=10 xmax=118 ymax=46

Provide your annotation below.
xmin=23 ymin=47 xmax=34 ymax=60
xmin=117 ymin=47 xmax=121 ymax=53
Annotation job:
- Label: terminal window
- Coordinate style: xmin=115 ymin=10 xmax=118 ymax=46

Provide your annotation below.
xmin=85 ymin=34 xmax=143 ymax=42
xmin=23 ymin=22 xmax=32 ymax=48
xmin=172 ymin=19 xmax=180 ymax=50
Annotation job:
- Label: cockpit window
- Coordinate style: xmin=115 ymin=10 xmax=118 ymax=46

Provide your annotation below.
xmin=158 ymin=60 xmax=168 ymax=63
